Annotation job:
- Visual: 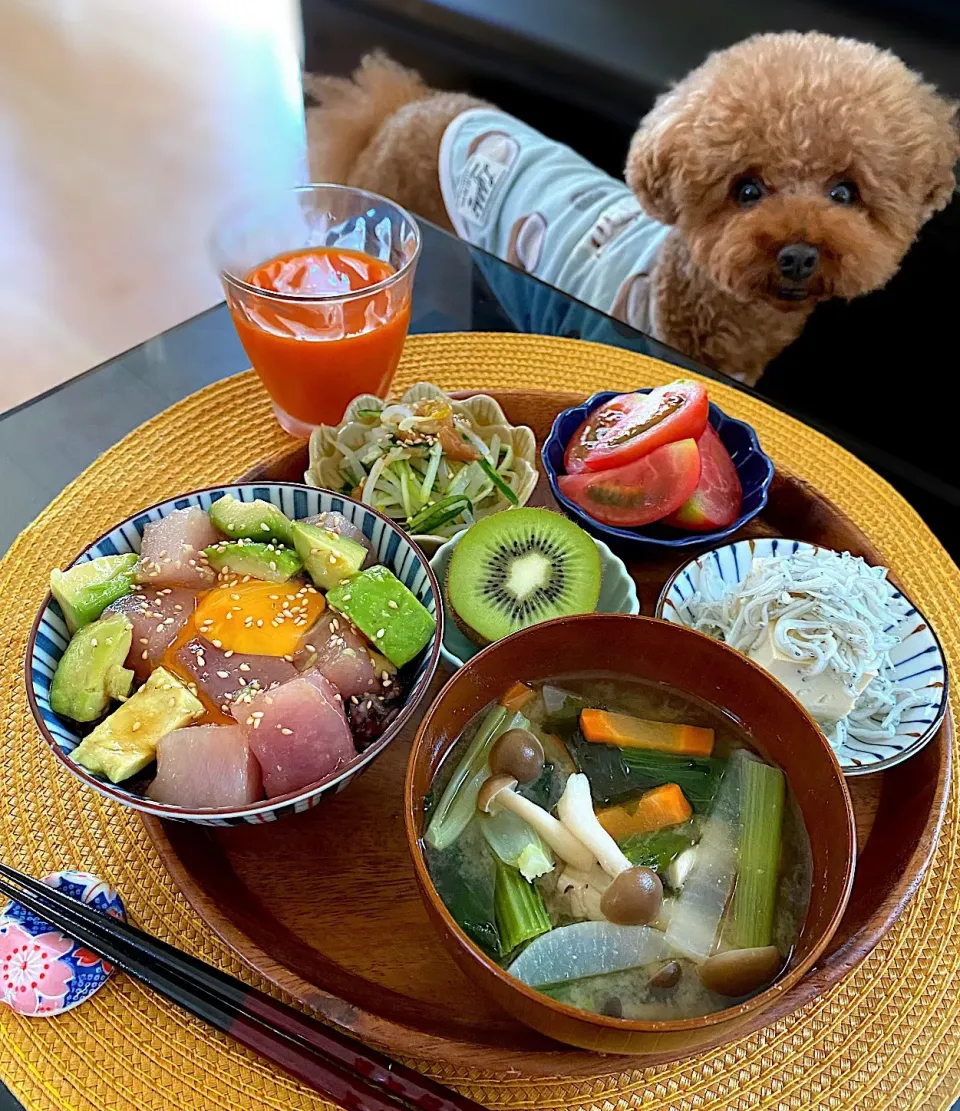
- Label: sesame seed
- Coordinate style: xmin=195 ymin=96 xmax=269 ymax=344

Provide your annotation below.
xmin=217 ymin=670 xmax=230 ymax=679
xmin=242 ymin=575 xmax=251 ymax=583
xmin=375 ymin=629 xmax=385 ymax=639
xmin=226 ymin=612 xmax=233 ymax=620
xmin=173 ymin=604 xmax=183 ymax=612
xmin=141 ymin=650 xmax=149 ymax=659
xmin=283 ymin=654 xmax=293 ymax=662
xmin=383 ymin=677 xmax=392 ymax=687
xmin=139 ymin=638 xmax=148 ymax=645
xmin=268 ymin=561 xmax=277 ymax=571
xmin=132 ymin=721 xmax=141 ymax=731
xmin=245 ymin=716 xmax=254 ymax=726
xmin=212 ymin=639 xmax=222 ymax=648
xmin=238 ymin=662 xmax=250 ymax=672
xmin=280 ymin=728 xmax=293 ymax=735
xmin=224 ymin=650 xmax=234 ymax=658
xmin=251 ymin=711 xmax=264 ymax=718
xmin=388 ymin=600 xmax=398 ymax=610
xmin=350 ymin=696 xmax=359 ymax=704
xmin=269 ymin=594 xmax=280 ymax=601
xmin=256 ymin=619 xmax=264 ymax=627
xmin=196 ymin=654 xmax=206 ymax=667
xmin=90 ymin=637 xmax=98 ymax=647
xmin=253 ymin=719 xmax=261 ymax=729
xmin=328 ymin=555 xmax=337 ymax=565
xmin=343 ymin=594 xmax=351 ymax=601
xmin=260 ymin=522 xmax=270 ymax=532
xmin=381 ymin=671 xmax=390 ymax=681
xmin=306 ymin=644 xmax=316 ymax=653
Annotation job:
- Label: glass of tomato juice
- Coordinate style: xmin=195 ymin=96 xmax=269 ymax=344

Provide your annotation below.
xmin=213 ymin=184 xmax=421 ymax=436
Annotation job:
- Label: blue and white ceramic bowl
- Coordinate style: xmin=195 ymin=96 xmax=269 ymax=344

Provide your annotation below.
xmin=542 ymin=389 xmax=774 ymax=554
xmin=657 ymin=537 xmax=948 ymax=775
xmin=26 ymin=484 xmax=442 ymax=826
xmin=429 ymin=529 xmax=640 ymax=670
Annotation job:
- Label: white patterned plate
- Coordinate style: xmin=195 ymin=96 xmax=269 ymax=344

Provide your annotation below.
xmin=656 ymin=538 xmax=948 ymax=775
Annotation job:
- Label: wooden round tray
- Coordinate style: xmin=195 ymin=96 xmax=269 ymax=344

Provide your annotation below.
xmin=142 ymin=389 xmax=951 ymax=1075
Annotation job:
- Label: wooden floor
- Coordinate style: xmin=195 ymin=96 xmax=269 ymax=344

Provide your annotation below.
xmin=0 ymin=0 xmax=308 ymax=414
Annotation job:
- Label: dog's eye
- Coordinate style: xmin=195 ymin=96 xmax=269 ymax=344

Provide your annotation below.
xmin=828 ymin=181 xmax=858 ymax=205
xmin=733 ymin=177 xmax=766 ymax=205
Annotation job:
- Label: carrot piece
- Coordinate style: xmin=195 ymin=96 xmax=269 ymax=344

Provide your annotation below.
xmin=579 ymin=709 xmax=714 ymax=756
xmin=597 ymin=784 xmax=693 ymax=840
xmin=500 ymin=681 xmax=536 ymax=712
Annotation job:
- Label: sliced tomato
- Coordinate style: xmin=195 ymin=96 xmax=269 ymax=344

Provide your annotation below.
xmin=663 ymin=423 xmax=742 ymax=531
xmin=558 ymin=438 xmax=701 ymax=527
xmin=564 ymin=381 xmax=709 ymax=474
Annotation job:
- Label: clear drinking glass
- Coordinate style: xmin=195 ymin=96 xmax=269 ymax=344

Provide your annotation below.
xmin=212 ymin=184 xmax=421 ymax=436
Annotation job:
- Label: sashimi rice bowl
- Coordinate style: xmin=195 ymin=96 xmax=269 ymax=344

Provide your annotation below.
xmin=27 ymin=484 xmax=442 ymax=824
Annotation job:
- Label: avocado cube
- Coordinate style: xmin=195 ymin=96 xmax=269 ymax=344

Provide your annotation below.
xmin=208 ymin=494 xmax=294 ymax=546
xmin=50 ymin=612 xmax=134 ymax=723
xmin=327 ymin=566 xmax=435 ymax=668
xmin=71 ymin=667 xmax=204 ymax=783
xmin=203 ymin=540 xmax=302 ymax=583
xmin=51 ymin=554 xmax=137 ymax=633
xmin=290 ymin=521 xmax=366 ymax=591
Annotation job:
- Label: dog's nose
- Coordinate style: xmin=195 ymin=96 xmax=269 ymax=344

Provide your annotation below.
xmin=777 ymin=243 xmax=819 ymax=281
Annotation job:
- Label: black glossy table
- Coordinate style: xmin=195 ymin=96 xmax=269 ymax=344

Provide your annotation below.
xmin=0 ymin=219 xmax=957 ymax=1111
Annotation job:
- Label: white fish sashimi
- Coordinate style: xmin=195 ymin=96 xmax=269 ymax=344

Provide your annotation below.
xmin=507 ymin=921 xmax=665 ymax=988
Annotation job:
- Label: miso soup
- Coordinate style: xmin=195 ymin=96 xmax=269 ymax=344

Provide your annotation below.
xmin=422 ymin=674 xmax=812 ymax=1021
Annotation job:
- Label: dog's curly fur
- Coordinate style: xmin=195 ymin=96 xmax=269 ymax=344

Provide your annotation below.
xmin=308 ymin=35 xmax=959 ymax=384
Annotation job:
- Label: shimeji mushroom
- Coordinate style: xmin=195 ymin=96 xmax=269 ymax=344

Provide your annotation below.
xmin=557 ymin=773 xmax=664 ymax=926
xmin=477 ymin=775 xmax=594 ymax=872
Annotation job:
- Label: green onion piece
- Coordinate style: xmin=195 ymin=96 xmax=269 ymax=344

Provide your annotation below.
xmin=424 ymin=707 xmax=527 ymax=851
xmin=729 ymin=757 xmax=785 ymax=949
xmin=494 ymin=859 xmax=552 ymax=955
xmin=406 ymin=494 xmax=472 ymax=535
xmin=619 ymin=824 xmax=697 ymax=872
xmin=477 ymin=456 xmax=519 ymax=504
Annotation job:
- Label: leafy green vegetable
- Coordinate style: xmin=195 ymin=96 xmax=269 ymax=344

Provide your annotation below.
xmin=520 ymin=761 xmax=559 ymax=810
xmin=728 ymin=757 xmax=785 ymax=949
xmin=424 ymin=821 xmax=500 ymax=957
xmin=494 ymin=860 xmax=552 ymax=955
xmin=619 ymin=749 xmax=725 ymax=812
xmin=619 ymin=823 xmax=698 ymax=872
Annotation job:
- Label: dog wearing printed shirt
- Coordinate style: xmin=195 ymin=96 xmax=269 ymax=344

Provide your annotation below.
xmin=307 ymin=35 xmax=958 ymax=385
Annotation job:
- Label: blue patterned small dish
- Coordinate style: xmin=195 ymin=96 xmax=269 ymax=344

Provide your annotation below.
xmin=26 ymin=484 xmax=442 ymax=826
xmin=429 ymin=529 xmax=640 ymax=670
xmin=0 ymin=871 xmax=125 ymax=1017
xmin=657 ymin=537 xmax=949 ymax=775
xmin=542 ymin=389 xmax=774 ymax=554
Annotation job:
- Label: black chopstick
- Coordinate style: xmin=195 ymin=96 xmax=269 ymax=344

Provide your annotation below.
xmin=0 ymin=865 xmax=486 ymax=1111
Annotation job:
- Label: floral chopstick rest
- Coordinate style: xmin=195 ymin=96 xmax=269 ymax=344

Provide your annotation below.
xmin=0 ymin=870 xmax=125 ymax=1016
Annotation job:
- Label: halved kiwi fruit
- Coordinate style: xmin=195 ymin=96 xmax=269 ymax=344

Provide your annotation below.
xmin=446 ymin=508 xmax=602 ymax=645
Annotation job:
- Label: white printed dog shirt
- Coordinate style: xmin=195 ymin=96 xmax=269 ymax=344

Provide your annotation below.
xmin=438 ymin=107 xmax=670 ymax=337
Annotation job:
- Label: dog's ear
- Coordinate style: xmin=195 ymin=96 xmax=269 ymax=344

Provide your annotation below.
xmin=624 ymin=90 xmax=689 ymax=226
xmin=919 ymin=100 xmax=960 ymax=221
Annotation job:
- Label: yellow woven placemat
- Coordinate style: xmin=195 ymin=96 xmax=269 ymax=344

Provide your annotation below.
xmin=1 ymin=333 xmax=958 ymax=1111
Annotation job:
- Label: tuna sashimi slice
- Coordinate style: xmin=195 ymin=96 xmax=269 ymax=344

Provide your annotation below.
xmin=147 ymin=724 xmax=263 ymax=809
xmin=236 ymin=671 xmax=355 ymax=798
xmin=293 ymin=611 xmax=395 ymax=699
xmin=137 ymin=507 xmax=219 ymax=587
xmin=175 ymin=637 xmax=297 ymax=715
xmin=107 ymin=587 xmax=199 ymax=681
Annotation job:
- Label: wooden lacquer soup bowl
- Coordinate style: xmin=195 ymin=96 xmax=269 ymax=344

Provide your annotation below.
xmin=404 ymin=613 xmax=856 ymax=1055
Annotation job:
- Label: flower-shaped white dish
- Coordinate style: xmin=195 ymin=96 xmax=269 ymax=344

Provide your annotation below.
xmin=306 ymin=382 xmax=538 ymax=553
xmin=657 ymin=538 xmax=948 ymax=775
xmin=430 ymin=529 xmax=639 ymax=669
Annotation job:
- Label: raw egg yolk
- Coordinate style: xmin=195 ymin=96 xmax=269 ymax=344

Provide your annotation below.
xmin=192 ymin=579 xmax=326 ymax=657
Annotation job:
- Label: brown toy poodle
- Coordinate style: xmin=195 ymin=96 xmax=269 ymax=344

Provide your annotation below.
xmin=308 ymin=33 xmax=958 ymax=385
